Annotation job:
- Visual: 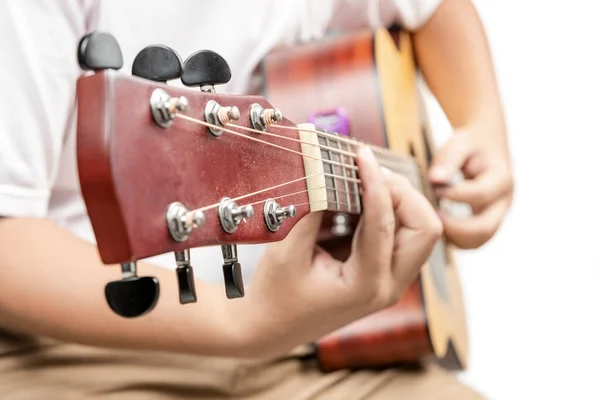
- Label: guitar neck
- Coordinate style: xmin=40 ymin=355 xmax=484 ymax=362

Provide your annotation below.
xmin=298 ymin=124 xmax=423 ymax=216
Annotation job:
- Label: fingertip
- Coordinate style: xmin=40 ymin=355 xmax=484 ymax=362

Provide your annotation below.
xmin=429 ymin=166 xmax=451 ymax=183
xmin=380 ymin=166 xmax=393 ymax=176
xmin=358 ymin=145 xmax=376 ymax=163
xmin=356 ymin=145 xmax=383 ymax=191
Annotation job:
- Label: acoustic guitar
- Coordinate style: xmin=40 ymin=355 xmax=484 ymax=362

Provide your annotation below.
xmin=254 ymin=27 xmax=468 ymax=372
xmin=74 ymin=28 xmax=467 ymax=373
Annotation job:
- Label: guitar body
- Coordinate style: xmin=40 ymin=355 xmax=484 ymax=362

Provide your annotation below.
xmin=258 ymin=28 xmax=469 ymax=371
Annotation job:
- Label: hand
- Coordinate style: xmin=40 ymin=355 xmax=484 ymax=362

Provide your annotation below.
xmin=429 ymin=122 xmax=513 ymax=249
xmin=244 ymin=146 xmax=442 ymax=356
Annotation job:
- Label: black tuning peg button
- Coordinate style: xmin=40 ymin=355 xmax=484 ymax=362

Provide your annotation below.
xmin=78 ymin=31 xmax=123 ymax=71
xmin=221 ymin=245 xmax=244 ymax=299
xmin=174 ymin=250 xmax=197 ymax=304
xmin=104 ymin=262 xmax=159 ymax=318
xmin=181 ymin=50 xmax=232 ymax=91
xmin=223 ymin=262 xmax=244 ymax=299
xmin=132 ymin=45 xmax=183 ymax=82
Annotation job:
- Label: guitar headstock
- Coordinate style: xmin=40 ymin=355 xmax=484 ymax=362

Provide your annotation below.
xmin=76 ymin=32 xmax=313 ymax=317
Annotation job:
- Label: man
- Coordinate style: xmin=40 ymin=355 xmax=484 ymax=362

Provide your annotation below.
xmin=0 ymin=0 xmax=512 ymax=398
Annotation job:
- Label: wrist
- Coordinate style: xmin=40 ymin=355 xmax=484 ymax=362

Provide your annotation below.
xmin=458 ymin=112 xmax=507 ymax=148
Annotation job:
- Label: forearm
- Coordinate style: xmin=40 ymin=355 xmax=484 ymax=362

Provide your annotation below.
xmin=0 ymin=218 xmax=257 ymax=357
xmin=414 ymin=0 xmax=505 ymax=135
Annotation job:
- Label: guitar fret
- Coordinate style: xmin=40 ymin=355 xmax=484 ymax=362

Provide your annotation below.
xmin=318 ymin=135 xmax=337 ymax=211
xmin=324 ymin=136 xmax=339 ymax=211
xmin=328 ymin=136 xmax=339 ymax=211
xmin=347 ymin=142 xmax=361 ymax=214
xmin=312 ymin=132 xmax=422 ymax=217
xmin=333 ymin=138 xmax=352 ymax=213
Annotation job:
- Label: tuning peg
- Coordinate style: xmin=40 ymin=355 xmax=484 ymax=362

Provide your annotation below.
xmin=132 ymin=45 xmax=183 ymax=82
xmin=221 ymin=245 xmax=244 ymax=299
xmin=218 ymin=197 xmax=254 ymax=234
xmin=181 ymin=50 xmax=232 ymax=92
xmin=263 ymin=199 xmax=297 ymax=232
xmin=78 ymin=31 xmax=123 ymax=71
xmin=104 ymin=262 xmax=159 ymax=318
xmin=174 ymin=249 xmax=197 ymax=304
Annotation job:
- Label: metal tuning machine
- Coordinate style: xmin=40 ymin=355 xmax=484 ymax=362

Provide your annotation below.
xmin=204 ymin=100 xmax=240 ymax=137
xmin=263 ymin=199 xmax=296 ymax=232
xmin=150 ymin=89 xmax=189 ymax=128
xmin=217 ymin=197 xmax=254 ymax=299
xmin=104 ymin=261 xmax=160 ymax=318
xmin=218 ymin=197 xmax=254 ymax=234
xmin=250 ymin=103 xmax=283 ymax=131
xmin=166 ymin=202 xmax=206 ymax=243
xmin=132 ymin=44 xmax=189 ymax=129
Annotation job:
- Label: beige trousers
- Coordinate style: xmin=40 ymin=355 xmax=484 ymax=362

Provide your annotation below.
xmin=0 ymin=337 xmax=485 ymax=400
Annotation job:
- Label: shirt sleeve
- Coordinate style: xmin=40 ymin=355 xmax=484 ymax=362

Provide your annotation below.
xmin=328 ymin=0 xmax=443 ymax=32
xmin=0 ymin=0 xmax=94 ymax=218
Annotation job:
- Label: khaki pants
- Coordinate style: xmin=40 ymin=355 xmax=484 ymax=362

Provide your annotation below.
xmin=0 ymin=336 xmax=484 ymax=400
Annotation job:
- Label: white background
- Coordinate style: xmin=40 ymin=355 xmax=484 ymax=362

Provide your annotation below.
xmin=423 ymin=1 xmax=600 ymax=398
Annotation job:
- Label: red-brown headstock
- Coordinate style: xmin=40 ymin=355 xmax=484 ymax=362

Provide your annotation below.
xmin=77 ymin=70 xmax=310 ymax=266
xmin=76 ymin=31 xmax=321 ymax=318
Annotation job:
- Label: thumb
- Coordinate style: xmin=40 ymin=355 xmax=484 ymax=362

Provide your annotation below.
xmin=264 ymin=211 xmax=324 ymax=266
xmin=429 ymin=133 xmax=475 ymax=184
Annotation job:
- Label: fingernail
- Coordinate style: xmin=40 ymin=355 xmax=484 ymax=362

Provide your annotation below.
xmin=380 ymin=166 xmax=392 ymax=176
xmin=429 ymin=166 xmax=449 ymax=181
xmin=359 ymin=146 xmax=376 ymax=163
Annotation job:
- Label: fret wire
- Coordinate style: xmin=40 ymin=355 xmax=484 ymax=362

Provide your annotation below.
xmin=335 ymin=137 xmax=352 ymax=213
xmin=346 ymin=141 xmax=361 ymax=214
xmin=319 ymin=135 xmax=337 ymax=210
xmin=312 ymin=131 xmax=423 ymax=215
xmin=324 ymin=135 xmax=340 ymax=212
xmin=331 ymin=136 xmax=341 ymax=210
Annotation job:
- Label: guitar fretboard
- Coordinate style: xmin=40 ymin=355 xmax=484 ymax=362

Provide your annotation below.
xmin=316 ymin=132 xmax=423 ymax=215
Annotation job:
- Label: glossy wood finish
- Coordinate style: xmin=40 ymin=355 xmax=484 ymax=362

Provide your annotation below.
xmin=76 ymin=71 xmax=310 ymax=265
xmin=260 ymin=28 xmax=468 ymax=371
xmin=260 ymin=29 xmax=387 ymax=147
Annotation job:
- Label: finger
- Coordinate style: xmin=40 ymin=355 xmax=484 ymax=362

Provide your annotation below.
xmin=436 ymin=169 xmax=512 ymax=209
xmin=264 ymin=212 xmax=324 ymax=267
xmin=383 ymin=171 xmax=442 ymax=288
xmin=348 ymin=146 xmax=395 ymax=281
xmin=442 ymin=197 xmax=511 ymax=249
xmin=429 ymin=133 xmax=476 ymax=184
xmin=383 ymin=169 xmax=441 ymax=232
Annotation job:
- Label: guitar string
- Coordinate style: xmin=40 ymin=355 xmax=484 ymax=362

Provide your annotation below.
xmin=225 ymin=122 xmax=356 ymax=159
xmin=272 ymin=123 xmax=405 ymax=160
xmin=226 ymin=121 xmax=414 ymax=172
xmin=173 ymin=114 xmax=419 ymax=215
xmin=176 ymin=114 xmax=357 ymax=172
xmin=245 ymin=189 xmax=359 ymax=213
xmin=224 ymin=121 xmax=420 ymax=176
xmin=176 ymin=114 xmax=416 ymax=174
xmin=191 ymin=171 xmax=359 ymax=213
xmin=277 ymin=200 xmax=357 ymax=211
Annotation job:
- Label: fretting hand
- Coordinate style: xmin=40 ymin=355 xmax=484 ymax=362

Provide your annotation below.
xmin=241 ymin=146 xmax=442 ymax=356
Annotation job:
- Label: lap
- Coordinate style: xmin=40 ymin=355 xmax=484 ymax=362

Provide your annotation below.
xmin=0 ymin=342 xmax=484 ymax=399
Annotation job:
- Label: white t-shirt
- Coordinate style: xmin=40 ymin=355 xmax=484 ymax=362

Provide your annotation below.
xmin=0 ymin=0 xmax=441 ymax=283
